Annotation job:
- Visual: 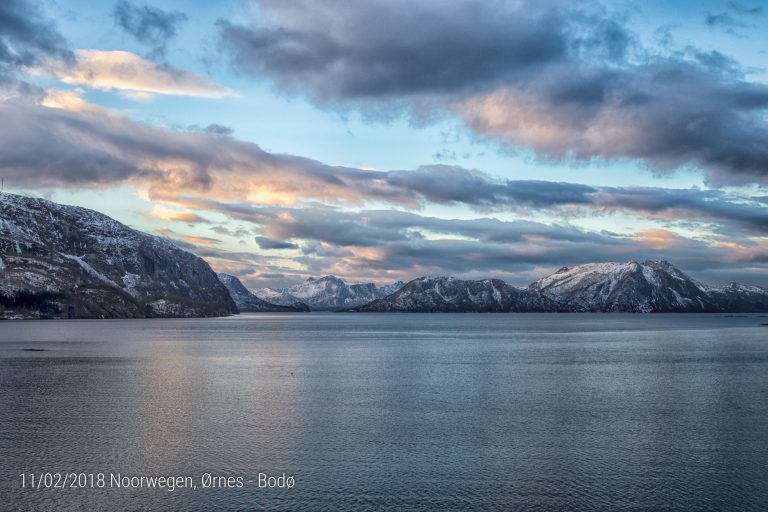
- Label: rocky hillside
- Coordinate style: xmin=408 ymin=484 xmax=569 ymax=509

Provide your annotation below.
xmin=256 ymin=275 xmax=404 ymax=311
xmin=0 ymin=193 xmax=237 ymax=319
xmin=355 ymin=260 xmax=768 ymax=313
xmin=704 ymin=282 xmax=768 ymax=313
xmin=217 ymin=273 xmax=309 ymax=312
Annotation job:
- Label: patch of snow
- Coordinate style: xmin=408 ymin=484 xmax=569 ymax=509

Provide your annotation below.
xmin=490 ymin=281 xmax=502 ymax=305
xmin=61 ymin=254 xmax=119 ymax=289
xmin=641 ymin=264 xmax=661 ymax=287
xmin=121 ymin=272 xmax=142 ymax=299
xmin=433 ymin=281 xmax=452 ymax=302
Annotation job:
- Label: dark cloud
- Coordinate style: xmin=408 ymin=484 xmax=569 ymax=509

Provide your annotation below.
xmin=592 ymin=187 xmax=768 ymax=235
xmin=216 ymin=0 xmax=768 ymax=186
xmin=202 ymin=123 xmax=233 ymax=136
xmin=460 ymin=60 xmax=768 ymax=186
xmin=211 ymin=225 xmax=251 ymax=237
xmin=185 ymin=123 xmax=235 ymax=135
xmin=728 ymin=2 xmax=764 ymax=16
xmin=217 ymin=0 xmax=568 ymax=101
xmin=383 ymin=167 xmax=597 ymax=208
xmin=255 ymin=236 xmax=299 ymax=250
xmin=0 ymin=0 xmax=73 ymax=85
xmin=113 ymin=1 xmax=187 ymax=58
xmin=264 ymin=208 xmax=612 ymax=248
xmin=705 ymin=2 xmax=763 ymax=36
xmin=178 ymin=173 xmax=768 ymax=238
xmin=705 ymin=11 xmax=746 ymax=32
xmin=689 ymin=49 xmax=743 ymax=78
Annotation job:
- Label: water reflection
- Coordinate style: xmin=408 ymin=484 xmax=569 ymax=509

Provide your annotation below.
xmin=1 ymin=314 xmax=767 ymax=511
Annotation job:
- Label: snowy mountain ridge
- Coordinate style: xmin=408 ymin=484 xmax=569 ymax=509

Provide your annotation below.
xmin=255 ymin=275 xmax=405 ymax=311
xmin=528 ymin=259 xmax=716 ymax=312
xmin=358 ymin=276 xmax=563 ymax=312
xmin=356 ymin=260 xmax=768 ymax=313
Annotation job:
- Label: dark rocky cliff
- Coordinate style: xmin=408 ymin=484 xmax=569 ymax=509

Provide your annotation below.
xmin=0 ymin=193 xmax=237 ymax=319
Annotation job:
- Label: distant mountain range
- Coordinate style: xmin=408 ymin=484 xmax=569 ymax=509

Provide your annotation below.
xmin=217 ymin=273 xmax=309 ymax=313
xmin=255 ymin=275 xmax=404 ymax=311
xmin=357 ymin=261 xmax=768 ymax=313
xmin=0 ymin=193 xmax=236 ymax=319
xmin=3 ymin=193 xmax=768 ymax=318
xmin=354 ymin=276 xmax=561 ymax=313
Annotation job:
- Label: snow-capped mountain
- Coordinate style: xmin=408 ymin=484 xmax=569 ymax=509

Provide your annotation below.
xmin=356 ymin=276 xmax=562 ymax=312
xmin=355 ymin=260 xmax=768 ymax=313
xmin=529 ymin=260 xmax=717 ymax=312
xmin=217 ymin=273 xmax=309 ymax=313
xmin=256 ymin=275 xmax=405 ymax=311
xmin=0 ymin=193 xmax=237 ymax=319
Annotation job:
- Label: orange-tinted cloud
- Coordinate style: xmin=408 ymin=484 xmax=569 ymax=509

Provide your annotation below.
xmin=149 ymin=205 xmax=209 ymax=223
xmin=45 ymin=49 xmax=233 ymax=99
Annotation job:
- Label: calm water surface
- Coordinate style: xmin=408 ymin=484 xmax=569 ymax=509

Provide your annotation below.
xmin=1 ymin=314 xmax=767 ymax=511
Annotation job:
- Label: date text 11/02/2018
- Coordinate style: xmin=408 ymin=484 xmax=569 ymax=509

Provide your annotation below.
xmin=19 ymin=472 xmax=295 ymax=491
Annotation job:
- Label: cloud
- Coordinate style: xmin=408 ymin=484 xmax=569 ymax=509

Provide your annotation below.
xmin=459 ymin=60 xmax=768 ymax=186
xmin=148 ymin=205 xmax=208 ymax=223
xmin=591 ymin=187 xmax=768 ymax=235
xmin=201 ymin=123 xmax=234 ymax=135
xmin=0 ymin=0 xmax=73 ymax=86
xmin=255 ymin=236 xmax=299 ymax=250
xmin=172 ymin=202 xmax=768 ymax=287
xmin=184 ymin=234 xmax=220 ymax=245
xmin=220 ymin=206 xmax=613 ymax=248
xmin=40 ymin=88 xmax=98 ymax=113
xmin=2 ymin=90 xmax=766 ymax=287
xmin=382 ymin=167 xmax=597 ymax=209
xmin=217 ymin=0 xmax=768 ymax=186
xmin=46 ymin=49 xmax=232 ymax=98
xmin=211 ymin=225 xmax=251 ymax=237
xmin=3 ymin=0 xmax=765 ymax=288
xmin=705 ymin=11 xmax=746 ymax=32
xmin=217 ymin=0 xmax=568 ymax=101
xmin=113 ymin=0 xmax=187 ymax=58
xmin=706 ymin=3 xmax=763 ymax=36
xmin=0 ymin=98 xmax=423 ymax=204
xmin=727 ymin=2 xmax=763 ymax=16
xmin=155 ymin=187 xmax=768 ymax=287
xmin=2 ymin=96 xmax=768 ymax=238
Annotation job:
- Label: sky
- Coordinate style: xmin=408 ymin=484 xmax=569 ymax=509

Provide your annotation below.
xmin=1 ymin=0 xmax=767 ymax=288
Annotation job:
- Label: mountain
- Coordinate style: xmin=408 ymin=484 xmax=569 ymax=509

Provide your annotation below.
xmin=529 ymin=260 xmax=718 ymax=312
xmin=0 ymin=193 xmax=237 ymax=319
xmin=704 ymin=282 xmax=768 ymax=312
xmin=356 ymin=276 xmax=562 ymax=312
xmin=217 ymin=273 xmax=309 ymax=312
xmin=354 ymin=260 xmax=768 ymax=313
xmin=255 ymin=275 xmax=405 ymax=311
